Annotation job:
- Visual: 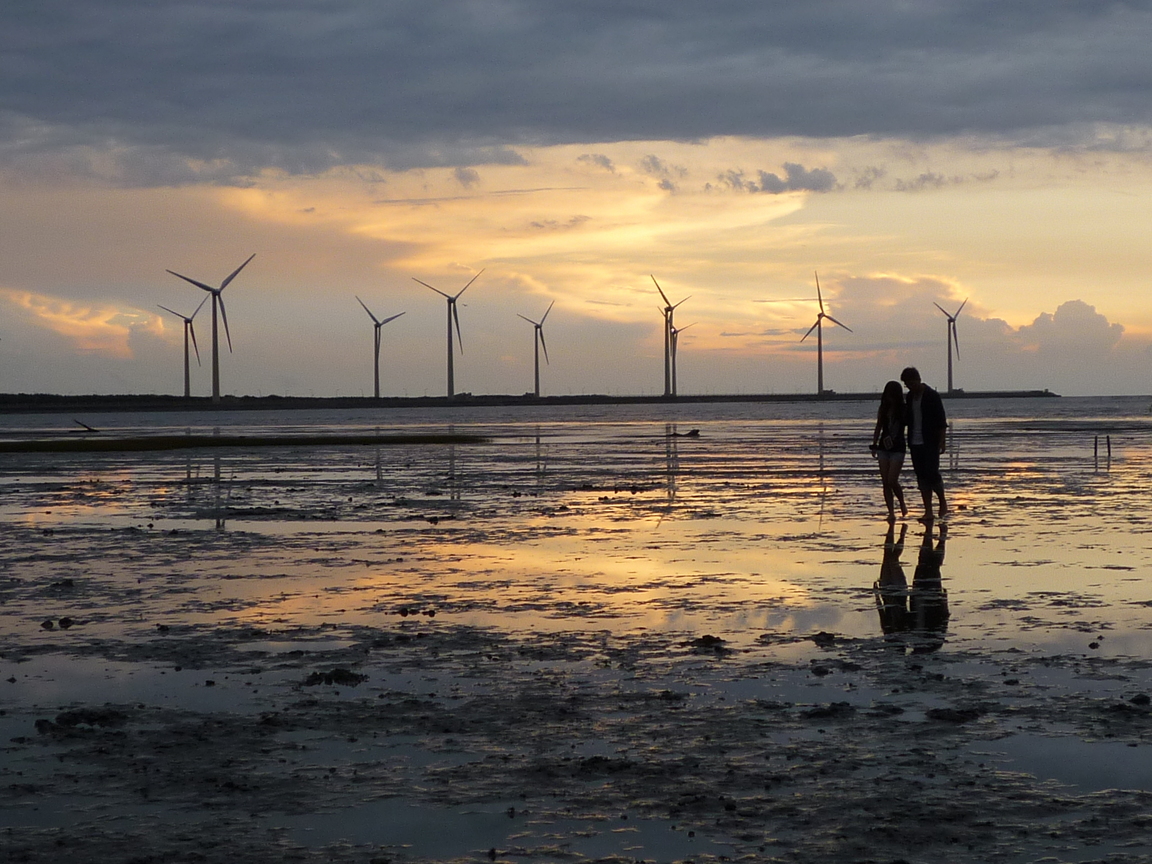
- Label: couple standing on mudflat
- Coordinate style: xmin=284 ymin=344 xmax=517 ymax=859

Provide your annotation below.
xmin=871 ymin=366 xmax=948 ymax=524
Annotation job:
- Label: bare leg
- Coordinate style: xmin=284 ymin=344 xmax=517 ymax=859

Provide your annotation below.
xmin=878 ymin=456 xmax=901 ymax=519
xmin=935 ymin=483 xmax=948 ymax=520
xmin=919 ymin=485 xmax=934 ymax=523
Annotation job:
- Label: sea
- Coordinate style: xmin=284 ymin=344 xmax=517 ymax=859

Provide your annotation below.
xmin=3 ymin=394 xmax=1152 ymax=862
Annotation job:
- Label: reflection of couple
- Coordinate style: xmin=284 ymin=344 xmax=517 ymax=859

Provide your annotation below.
xmin=871 ymin=367 xmax=948 ymax=524
xmin=874 ymin=521 xmax=949 ymax=652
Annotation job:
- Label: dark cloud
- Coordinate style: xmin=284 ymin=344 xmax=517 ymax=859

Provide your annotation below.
xmin=711 ymin=163 xmax=836 ymax=194
xmin=758 ymin=163 xmax=837 ymax=193
xmin=578 ymin=154 xmax=616 ymax=172
xmin=527 ymin=215 xmax=590 ymax=230
xmin=894 ymin=172 xmax=948 ymax=192
xmin=454 ymin=166 xmax=480 ymax=188
xmin=6 ymin=1 xmax=1152 ymax=182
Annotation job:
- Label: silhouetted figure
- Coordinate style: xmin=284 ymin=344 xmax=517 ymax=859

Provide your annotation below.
xmin=908 ymin=522 xmax=949 ymax=652
xmin=874 ymin=523 xmax=949 ymax=653
xmin=875 ymin=522 xmax=910 ymax=635
xmin=901 ymin=366 xmax=948 ymax=523
xmin=871 ymin=380 xmax=908 ymax=521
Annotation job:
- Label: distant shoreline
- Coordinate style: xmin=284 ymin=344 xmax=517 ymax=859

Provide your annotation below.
xmin=0 ymin=389 xmax=1059 ymax=414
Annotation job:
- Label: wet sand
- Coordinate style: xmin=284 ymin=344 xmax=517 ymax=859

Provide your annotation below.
xmin=3 ymin=404 xmax=1152 ymax=863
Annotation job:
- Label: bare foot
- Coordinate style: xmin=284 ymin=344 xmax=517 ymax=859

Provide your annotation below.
xmin=886 ymin=511 xmax=896 ymax=523
xmin=899 ymin=501 xmax=908 ymax=517
xmin=918 ymin=512 xmax=934 ymax=524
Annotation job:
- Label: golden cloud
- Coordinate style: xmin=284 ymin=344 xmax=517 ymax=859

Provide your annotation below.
xmin=0 ymin=288 xmax=163 ymax=359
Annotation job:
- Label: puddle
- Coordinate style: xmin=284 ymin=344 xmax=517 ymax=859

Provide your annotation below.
xmin=972 ymin=733 xmax=1152 ymax=792
xmin=284 ymin=798 xmax=729 ymax=860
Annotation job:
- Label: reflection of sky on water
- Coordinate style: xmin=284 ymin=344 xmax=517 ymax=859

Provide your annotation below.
xmin=5 ymin=400 xmax=1152 ymax=863
xmin=3 ymin=396 xmax=1152 ymax=656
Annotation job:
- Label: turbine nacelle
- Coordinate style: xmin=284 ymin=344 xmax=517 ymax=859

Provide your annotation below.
xmin=357 ymin=296 xmax=405 ymax=331
xmin=934 ymin=299 xmax=967 ymax=358
xmin=414 ymin=269 xmax=483 ymax=354
xmin=158 ymin=294 xmax=208 ymax=365
xmin=800 ymin=272 xmax=853 ymax=341
xmin=414 ymin=269 xmax=483 ymax=397
xmin=166 ymin=253 xmax=254 ymax=353
xmin=518 ymin=299 xmax=554 ymax=364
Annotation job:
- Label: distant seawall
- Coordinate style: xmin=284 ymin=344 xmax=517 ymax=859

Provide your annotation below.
xmin=0 ymin=389 xmax=1059 ymax=414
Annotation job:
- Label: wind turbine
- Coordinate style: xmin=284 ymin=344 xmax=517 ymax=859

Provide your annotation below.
xmin=517 ymin=300 xmax=554 ymax=398
xmin=157 ymin=295 xmax=207 ymax=398
xmin=413 ymin=270 xmax=483 ymax=397
xmin=669 ymin=322 xmax=694 ymax=397
xmin=356 ymin=297 xmax=405 ymax=399
xmin=934 ymin=299 xmax=967 ymax=393
xmin=800 ymin=271 xmax=852 ymax=395
xmin=652 ymin=275 xmax=690 ymax=397
xmin=166 ymin=254 xmax=255 ymax=403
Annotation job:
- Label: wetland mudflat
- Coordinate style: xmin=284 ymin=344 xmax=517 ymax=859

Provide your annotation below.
xmin=3 ymin=399 xmax=1152 ymax=863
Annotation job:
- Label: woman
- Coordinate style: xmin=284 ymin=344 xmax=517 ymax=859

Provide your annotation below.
xmin=871 ymin=380 xmax=908 ymax=521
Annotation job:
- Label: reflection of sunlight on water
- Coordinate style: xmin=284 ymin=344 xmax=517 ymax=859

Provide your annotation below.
xmin=3 ymin=399 xmax=1152 ymax=655
xmin=9 ymin=399 xmax=1152 ymax=864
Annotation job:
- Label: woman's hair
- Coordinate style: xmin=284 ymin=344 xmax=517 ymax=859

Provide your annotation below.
xmin=879 ymin=380 xmax=904 ymax=421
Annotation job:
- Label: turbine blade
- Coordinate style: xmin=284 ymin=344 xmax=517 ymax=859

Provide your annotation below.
xmin=191 ymin=293 xmax=209 ymax=319
xmin=455 ymin=268 xmax=484 ymax=299
xmin=952 ymin=320 xmax=960 ymax=358
xmin=413 ymin=277 xmax=451 ymax=298
xmin=220 ymin=254 xmax=255 ymax=290
xmin=189 ymin=321 xmax=201 ymax=366
xmin=825 ymin=314 xmax=852 ymax=333
xmin=933 ymin=301 xmax=950 ymax=316
xmin=356 ymin=296 xmax=381 ymax=324
xmin=517 ymin=313 xmax=538 ymax=325
xmin=167 ymin=270 xmax=216 ymax=293
xmin=955 ymin=298 xmax=967 ymax=316
xmin=218 ymin=296 xmax=233 ymax=352
xmin=539 ymin=328 xmax=549 ymax=364
xmin=814 ymin=272 xmax=824 ymax=312
xmin=380 ymin=311 xmax=405 ymax=326
xmin=540 ymin=299 xmax=555 ymax=323
xmin=672 ymin=295 xmax=691 ymax=309
xmin=651 ymin=275 xmax=671 ymax=307
xmin=801 ymin=319 xmax=820 ymax=342
xmin=452 ymin=301 xmax=463 ymax=353
xmin=157 ymin=304 xmax=184 ymax=321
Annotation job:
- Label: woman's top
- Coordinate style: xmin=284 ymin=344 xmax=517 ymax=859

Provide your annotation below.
xmin=876 ymin=411 xmax=906 ymax=453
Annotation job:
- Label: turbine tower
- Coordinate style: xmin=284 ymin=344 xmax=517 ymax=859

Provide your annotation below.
xmin=669 ymin=322 xmax=694 ymax=397
xmin=652 ymin=275 xmax=689 ymax=397
xmin=934 ymin=299 xmax=967 ymax=393
xmin=356 ymin=297 xmax=405 ymax=399
xmin=157 ymin=295 xmax=207 ymax=399
xmin=800 ymin=271 xmax=852 ymax=395
xmin=413 ymin=270 xmax=483 ymax=397
xmin=166 ymin=254 xmax=255 ymax=404
xmin=517 ymin=300 xmax=554 ymax=398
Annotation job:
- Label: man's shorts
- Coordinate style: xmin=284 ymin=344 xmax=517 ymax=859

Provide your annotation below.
xmin=909 ymin=443 xmax=942 ymax=491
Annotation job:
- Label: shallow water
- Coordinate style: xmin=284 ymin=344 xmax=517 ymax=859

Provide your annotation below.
xmin=3 ymin=396 xmax=1152 ymax=863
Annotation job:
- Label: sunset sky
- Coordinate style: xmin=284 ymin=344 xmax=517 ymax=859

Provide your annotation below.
xmin=4 ymin=1 xmax=1152 ymax=398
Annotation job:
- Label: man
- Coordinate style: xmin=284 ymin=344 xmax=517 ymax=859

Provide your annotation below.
xmin=900 ymin=366 xmax=947 ymax=523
